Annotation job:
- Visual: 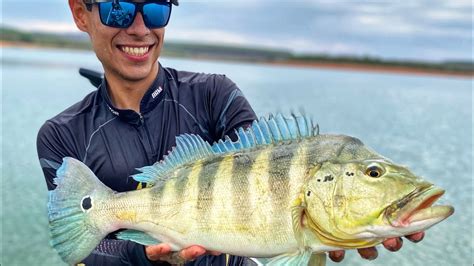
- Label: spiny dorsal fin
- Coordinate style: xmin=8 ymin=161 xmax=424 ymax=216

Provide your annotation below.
xmin=133 ymin=113 xmax=319 ymax=186
xmin=133 ymin=134 xmax=213 ymax=185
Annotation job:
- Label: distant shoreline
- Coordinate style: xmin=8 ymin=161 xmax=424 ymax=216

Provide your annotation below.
xmin=2 ymin=41 xmax=472 ymax=78
xmin=267 ymin=60 xmax=473 ymax=78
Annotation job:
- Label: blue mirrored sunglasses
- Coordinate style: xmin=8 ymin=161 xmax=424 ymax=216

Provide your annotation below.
xmin=83 ymin=0 xmax=176 ymax=29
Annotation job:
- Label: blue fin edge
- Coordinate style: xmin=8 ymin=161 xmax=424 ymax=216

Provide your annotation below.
xmin=116 ymin=230 xmax=161 ymax=246
xmin=132 ymin=113 xmax=318 ymax=185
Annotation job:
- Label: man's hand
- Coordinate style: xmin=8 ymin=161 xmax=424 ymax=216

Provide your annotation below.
xmin=145 ymin=244 xmax=221 ymax=263
xmin=328 ymin=232 xmax=425 ymax=262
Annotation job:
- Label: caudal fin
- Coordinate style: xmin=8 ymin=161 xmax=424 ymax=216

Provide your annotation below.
xmin=48 ymin=157 xmax=115 ymax=264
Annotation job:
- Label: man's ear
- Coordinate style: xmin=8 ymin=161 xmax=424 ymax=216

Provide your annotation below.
xmin=69 ymin=0 xmax=89 ymax=32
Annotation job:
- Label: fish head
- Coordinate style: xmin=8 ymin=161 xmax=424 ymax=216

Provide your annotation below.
xmin=303 ymin=156 xmax=454 ymax=249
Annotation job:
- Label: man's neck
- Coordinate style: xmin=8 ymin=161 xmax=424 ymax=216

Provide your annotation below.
xmin=105 ymin=66 xmax=159 ymax=113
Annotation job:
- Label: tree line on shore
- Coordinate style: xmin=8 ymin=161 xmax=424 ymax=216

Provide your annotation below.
xmin=2 ymin=26 xmax=472 ymax=75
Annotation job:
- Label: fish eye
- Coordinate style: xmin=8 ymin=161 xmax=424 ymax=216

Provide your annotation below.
xmin=365 ymin=165 xmax=384 ymax=178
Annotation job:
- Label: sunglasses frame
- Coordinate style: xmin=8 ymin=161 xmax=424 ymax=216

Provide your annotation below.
xmin=84 ymin=0 xmax=178 ymax=8
xmin=83 ymin=0 xmax=175 ymax=28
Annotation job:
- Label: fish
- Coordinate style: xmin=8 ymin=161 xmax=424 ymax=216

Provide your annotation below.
xmin=47 ymin=113 xmax=454 ymax=265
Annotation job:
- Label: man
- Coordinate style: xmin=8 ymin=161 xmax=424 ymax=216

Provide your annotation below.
xmin=37 ymin=0 xmax=424 ymax=265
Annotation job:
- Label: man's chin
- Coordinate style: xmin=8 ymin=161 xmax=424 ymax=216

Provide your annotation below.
xmin=121 ymin=72 xmax=152 ymax=82
xmin=116 ymin=65 xmax=158 ymax=83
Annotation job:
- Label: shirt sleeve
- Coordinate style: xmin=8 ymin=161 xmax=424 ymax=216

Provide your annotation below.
xmin=36 ymin=121 xmax=76 ymax=190
xmin=206 ymin=74 xmax=257 ymax=140
xmin=75 ymin=239 xmax=162 ymax=266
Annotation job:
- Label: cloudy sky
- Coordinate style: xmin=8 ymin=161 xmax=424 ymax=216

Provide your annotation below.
xmin=2 ymin=0 xmax=472 ymax=61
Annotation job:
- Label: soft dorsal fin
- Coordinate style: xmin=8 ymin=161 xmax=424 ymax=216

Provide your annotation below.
xmin=133 ymin=113 xmax=319 ymax=186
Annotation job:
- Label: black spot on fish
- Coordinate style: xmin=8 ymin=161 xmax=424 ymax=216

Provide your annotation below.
xmin=345 ymin=172 xmax=354 ymax=176
xmin=307 ymin=191 xmax=312 ymax=196
xmin=233 ymin=153 xmax=252 ymax=164
xmin=317 ymin=179 xmax=321 ymax=182
xmin=323 ymin=175 xmax=334 ymax=182
xmin=81 ymin=196 xmax=92 ymax=211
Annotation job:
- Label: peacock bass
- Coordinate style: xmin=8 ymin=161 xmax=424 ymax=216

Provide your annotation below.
xmin=48 ymin=113 xmax=454 ymax=265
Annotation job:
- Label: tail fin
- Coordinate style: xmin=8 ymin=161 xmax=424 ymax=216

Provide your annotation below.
xmin=48 ymin=157 xmax=115 ymax=264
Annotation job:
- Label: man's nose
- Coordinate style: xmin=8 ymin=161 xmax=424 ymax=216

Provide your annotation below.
xmin=125 ymin=12 xmax=150 ymax=36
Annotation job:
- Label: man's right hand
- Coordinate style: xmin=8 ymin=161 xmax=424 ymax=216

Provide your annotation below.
xmin=145 ymin=244 xmax=221 ymax=263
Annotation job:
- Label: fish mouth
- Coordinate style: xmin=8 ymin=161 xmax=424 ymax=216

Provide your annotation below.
xmin=384 ymin=185 xmax=454 ymax=227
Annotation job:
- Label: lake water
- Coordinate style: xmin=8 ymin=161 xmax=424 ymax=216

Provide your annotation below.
xmin=1 ymin=47 xmax=472 ymax=266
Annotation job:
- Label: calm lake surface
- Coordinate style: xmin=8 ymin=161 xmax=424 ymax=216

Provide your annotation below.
xmin=1 ymin=47 xmax=472 ymax=266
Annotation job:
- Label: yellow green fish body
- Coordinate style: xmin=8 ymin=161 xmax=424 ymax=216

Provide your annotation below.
xmin=48 ymin=114 xmax=454 ymax=265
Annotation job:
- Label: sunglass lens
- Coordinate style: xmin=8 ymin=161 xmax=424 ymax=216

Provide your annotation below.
xmin=99 ymin=1 xmax=136 ymax=28
xmin=143 ymin=3 xmax=171 ymax=28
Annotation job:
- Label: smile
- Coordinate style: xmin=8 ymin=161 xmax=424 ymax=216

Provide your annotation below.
xmin=118 ymin=45 xmax=151 ymax=57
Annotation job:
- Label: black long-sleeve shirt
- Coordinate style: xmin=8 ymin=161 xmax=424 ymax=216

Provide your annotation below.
xmin=37 ymin=64 xmax=257 ymax=265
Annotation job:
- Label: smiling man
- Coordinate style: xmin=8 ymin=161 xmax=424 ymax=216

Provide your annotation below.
xmin=37 ymin=0 xmax=424 ymax=265
xmin=38 ymin=0 xmax=256 ymax=265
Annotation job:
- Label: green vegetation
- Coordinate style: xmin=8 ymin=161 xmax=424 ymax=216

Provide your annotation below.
xmin=2 ymin=26 xmax=472 ymax=75
xmin=1 ymin=26 xmax=92 ymax=50
xmin=291 ymin=54 xmax=474 ymax=74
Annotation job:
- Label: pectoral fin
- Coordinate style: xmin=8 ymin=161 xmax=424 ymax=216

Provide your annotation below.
xmin=288 ymin=193 xmax=327 ymax=266
xmin=116 ymin=229 xmax=161 ymax=246
xmin=291 ymin=193 xmax=308 ymax=246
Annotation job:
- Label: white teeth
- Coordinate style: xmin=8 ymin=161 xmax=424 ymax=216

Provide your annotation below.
xmin=121 ymin=46 xmax=149 ymax=56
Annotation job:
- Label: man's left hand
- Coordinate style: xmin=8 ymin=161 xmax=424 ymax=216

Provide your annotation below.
xmin=328 ymin=231 xmax=425 ymax=262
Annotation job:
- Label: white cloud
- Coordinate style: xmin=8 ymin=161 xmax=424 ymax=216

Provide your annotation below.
xmin=168 ymin=27 xmax=364 ymax=55
xmin=351 ymin=11 xmax=471 ymax=39
xmin=352 ymin=14 xmax=418 ymax=35
xmin=442 ymin=0 xmax=472 ymax=9
xmin=354 ymin=5 xmax=386 ymax=14
xmin=423 ymin=9 xmax=472 ymax=21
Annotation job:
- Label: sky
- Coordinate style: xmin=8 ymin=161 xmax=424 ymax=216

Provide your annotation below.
xmin=2 ymin=0 xmax=473 ymax=62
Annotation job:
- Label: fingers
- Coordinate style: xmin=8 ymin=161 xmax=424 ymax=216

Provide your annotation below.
xmin=356 ymin=232 xmax=423 ymax=261
xmin=146 ymin=244 xmax=217 ymax=262
xmin=328 ymin=250 xmax=345 ymax=262
xmin=357 ymin=247 xmax=378 ymax=260
xmin=179 ymin=245 xmax=207 ymax=261
xmin=208 ymin=250 xmax=222 ymax=256
xmin=145 ymin=244 xmax=172 ymax=261
xmin=333 ymin=232 xmax=424 ymax=263
xmin=406 ymin=231 xmax=425 ymax=243
xmin=382 ymin=237 xmax=403 ymax=252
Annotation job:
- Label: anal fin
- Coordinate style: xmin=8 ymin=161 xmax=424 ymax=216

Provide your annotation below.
xmin=116 ymin=229 xmax=161 ymax=246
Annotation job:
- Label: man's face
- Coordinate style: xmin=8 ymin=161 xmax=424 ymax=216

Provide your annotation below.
xmin=77 ymin=2 xmax=165 ymax=82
